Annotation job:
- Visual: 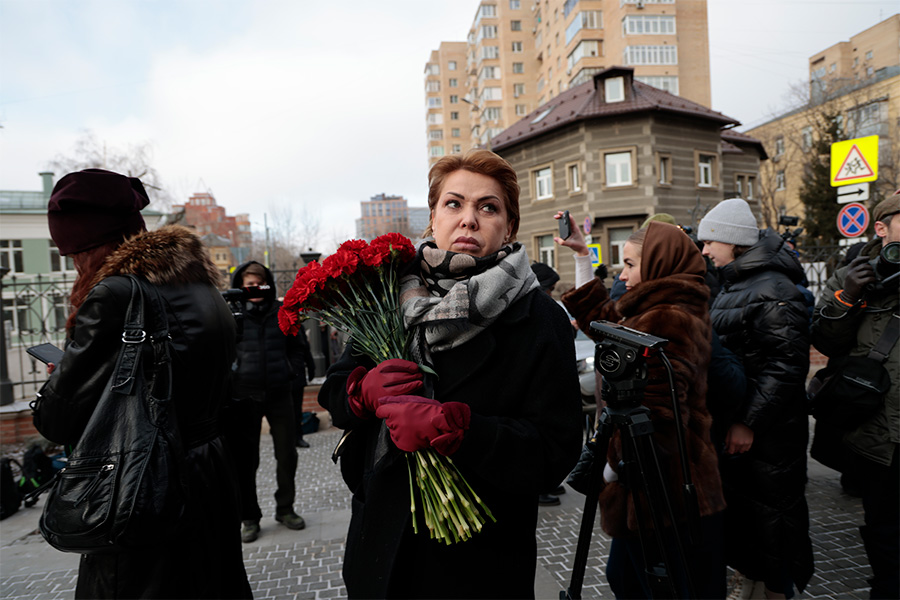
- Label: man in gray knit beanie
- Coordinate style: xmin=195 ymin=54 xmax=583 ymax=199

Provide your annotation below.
xmin=698 ymin=198 xmax=760 ymax=267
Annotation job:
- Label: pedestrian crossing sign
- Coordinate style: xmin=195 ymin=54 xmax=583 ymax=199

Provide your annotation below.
xmin=831 ymin=135 xmax=878 ymax=187
xmin=587 ymin=244 xmax=602 ymax=267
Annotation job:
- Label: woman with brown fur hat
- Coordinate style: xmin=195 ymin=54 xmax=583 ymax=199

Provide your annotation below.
xmin=32 ymin=169 xmax=252 ymax=599
xmin=562 ymin=221 xmax=726 ymax=599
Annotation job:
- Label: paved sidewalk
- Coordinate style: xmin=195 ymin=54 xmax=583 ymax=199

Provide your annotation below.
xmin=1 ymin=422 xmax=870 ymax=599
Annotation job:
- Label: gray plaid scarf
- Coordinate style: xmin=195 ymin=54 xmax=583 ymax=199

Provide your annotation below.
xmin=399 ymin=241 xmax=539 ymax=361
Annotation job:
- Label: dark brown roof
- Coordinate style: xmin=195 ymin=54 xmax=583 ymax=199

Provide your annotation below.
xmin=491 ymin=67 xmax=741 ymax=151
xmin=720 ymin=127 xmax=769 ymax=160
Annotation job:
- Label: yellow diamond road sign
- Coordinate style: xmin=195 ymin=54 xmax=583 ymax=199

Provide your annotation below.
xmin=831 ymin=135 xmax=878 ymax=187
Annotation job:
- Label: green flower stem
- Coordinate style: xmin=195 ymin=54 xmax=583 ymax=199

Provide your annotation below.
xmin=406 ymin=455 xmax=418 ymax=535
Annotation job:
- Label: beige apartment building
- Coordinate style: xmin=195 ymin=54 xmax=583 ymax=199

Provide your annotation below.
xmin=424 ymin=0 xmax=710 ymax=165
xmin=747 ymin=15 xmax=900 ymax=232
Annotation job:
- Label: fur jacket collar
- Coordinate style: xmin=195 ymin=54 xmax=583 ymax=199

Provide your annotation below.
xmin=93 ymin=225 xmax=222 ymax=289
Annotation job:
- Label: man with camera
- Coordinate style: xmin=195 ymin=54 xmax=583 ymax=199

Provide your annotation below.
xmin=226 ymin=261 xmax=311 ymax=543
xmin=811 ymin=194 xmax=900 ymax=599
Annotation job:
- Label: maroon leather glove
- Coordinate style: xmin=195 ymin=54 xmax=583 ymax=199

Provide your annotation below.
xmin=346 ymin=359 xmax=424 ymax=419
xmin=375 ymin=395 xmax=471 ymax=455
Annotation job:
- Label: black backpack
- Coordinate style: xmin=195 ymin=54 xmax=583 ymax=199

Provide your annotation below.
xmin=1 ymin=457 xmax=23 ymax=520
xmin=18 ymin=446 xmax=56 ymax=507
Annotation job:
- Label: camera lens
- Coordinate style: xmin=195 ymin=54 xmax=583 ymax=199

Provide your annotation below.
xmin=882 ymin=242 xmax=900 ymax=265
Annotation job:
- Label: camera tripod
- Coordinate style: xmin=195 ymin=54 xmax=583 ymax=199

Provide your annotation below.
xmin=562 ymin=323 xmax=701 ymax=600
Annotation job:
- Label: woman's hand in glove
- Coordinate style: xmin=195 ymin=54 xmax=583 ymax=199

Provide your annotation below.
xmin=375 ymin=395 xmax=471 ymax=455
xmin=346 ymin=359 xmax=424 ymax=418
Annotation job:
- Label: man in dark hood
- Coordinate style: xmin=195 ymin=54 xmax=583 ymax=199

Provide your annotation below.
xmin=227 ymin=260 xmax=313 ymax=543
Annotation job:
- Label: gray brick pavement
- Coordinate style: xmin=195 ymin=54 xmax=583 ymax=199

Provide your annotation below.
xmin=1 ymin=422 xmax=873 ymax=599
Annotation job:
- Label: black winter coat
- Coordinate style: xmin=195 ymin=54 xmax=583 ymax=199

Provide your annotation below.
xmin=709 ymin=230 xmax=813 ymax=591
xmin=232 ymin=261 xmax=310 ymax=395
xmin=319 ymin=290 xmax=583 ymax=599
xmin=33 ymin=226 xmax=251 ymax=599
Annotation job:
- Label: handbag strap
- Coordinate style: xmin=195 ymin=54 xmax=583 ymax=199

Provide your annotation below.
xmin=867 ymin=312 xmax=900 ymax=363
xmin=110 ymin=275 xmax=170 ymax=395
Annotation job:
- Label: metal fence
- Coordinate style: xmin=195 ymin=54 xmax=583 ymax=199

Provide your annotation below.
xmin=0 ymin=246 xmax=849 ymax=404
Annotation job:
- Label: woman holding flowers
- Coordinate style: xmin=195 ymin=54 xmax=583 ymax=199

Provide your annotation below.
xmin=317 ymin=150 xmax=583 ymax=598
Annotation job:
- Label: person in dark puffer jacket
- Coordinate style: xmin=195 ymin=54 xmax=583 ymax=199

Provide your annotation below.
xmin=227 ymin=260 xmax=308 ymax=543
xmin=698 ymin=198 xmax=813 ymax=599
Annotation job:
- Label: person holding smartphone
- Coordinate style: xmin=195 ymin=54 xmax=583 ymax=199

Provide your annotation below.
xmin=560 ymin=220 xmax=726 ymax=599
xmin=31 ymin=169 xmax=251 ymax=599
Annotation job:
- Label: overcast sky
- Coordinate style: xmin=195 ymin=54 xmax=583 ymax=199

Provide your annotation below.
xmin=1 ymin=0 xmax=895 ymax=252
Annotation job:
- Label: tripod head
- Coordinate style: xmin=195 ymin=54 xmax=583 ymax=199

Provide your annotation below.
xmin=590 ymin=321 xmax=668 ymax=407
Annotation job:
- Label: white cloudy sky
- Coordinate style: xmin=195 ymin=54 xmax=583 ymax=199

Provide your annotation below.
xmin=1 ymin=0 xmax=895 ymax=252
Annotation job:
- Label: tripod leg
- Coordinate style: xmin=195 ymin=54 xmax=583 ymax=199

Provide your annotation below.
xmin=563 ymin=410 xmax=614 ymax=600
xmin=626 ymin=412 xmax=698 ymax=599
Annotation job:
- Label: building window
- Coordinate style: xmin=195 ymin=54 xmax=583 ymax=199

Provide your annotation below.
xmin=774 ymin=136 xmax=784 ymax=156
xmin=537 ymin=234 xmax=555 ymax=267
xmin=657 ymin=153 xmax=671 ymax=185
xmin=515 ymin=104 xmax=527 ymax=115
xmin=2 ymin=297 xmax=32 ymax=334
xmin=426 ymin=80 xmax=440 ymax=92
xmin=696 ymin=152 xmax=717 ymax=187
xmin=609 ymin=227 xmax=632 ymax=268
xmin=735 ymin=174 xmax=756 ymax=200
xmin=450 ymin=95 xmax=459 ymax=104
xmin=567 ymin=40 xmax=601 ymax=72
xmin=430 ymin=146 xmax=445 ymax=158
xmin=513 ymin=62 xmax=524 ymax=74
xmin=450 ymin=112 xmax=459 ymax=120
xmin=429 ymin=130 xmax=444 ymax=140
xmin=481 ymin=25 xmax=498 ymax=40
xmin=635 ymin=75 xmax=678 ymax=95
xmin=514 ymin=83 xmax=525 ymax=97
xmin=480 ymin=4 xmax=497 ymax=17
xmin=425 ymin=63 xmax=440 ymax=76
xmin=449 ymin=78 xmax=458 ymax=87
xmin=451 ymin=128 xmax=460 ymax=137
xmin=533 ymin=166 xmax=554 ymax=200
xmin=624 ymin=45 xmax=678 ymax=65
xmin=448 ymin=61 xmax=457 ymax=70
xmin=427 ymin=97 xmax=442 ymax=108
xmin=776 ymin=170 xmax=786 ymax=191
xmin=512 ymin=41 xmax=523 ymax=53
xmin=482 ymin=45 xmax=500 ymax=60
xmin=511 ymin=20 xmax=522 ymax=31
xmin=604 ymin=150 xmax=633 ymax=187
xmin=829 ymin=63 xmax=836 ymax=73
xmin=427 ymin=113 xmax=443 ymax=124
xmin=452 ymin=144 xmax=462 ymax=153
xmin=567 ymin=162 xmax=582 ymax=193
xmin=801 ymin=126 xmax=813 ymax=151
xmin=867 ymin=66 xmax=874 ymax=77
xmin=50 ymin=240 xmax=74 ymax=272
xmin=605 ymin=76 xmax=624 ymax=102
xmin=510 ymin=0 xmax=521 ymax=8
xmin=865 ymin=50 xmax=873 ymax=60
xmin=481 ymin=87 xmax=503 ymax=101
xmin=623 ymin=15 xmax=676 ymax=35
xmin=565 ymin=10 xmax=603 ymax=45
xmin=0 ymin=240 xmax=24 ymax=273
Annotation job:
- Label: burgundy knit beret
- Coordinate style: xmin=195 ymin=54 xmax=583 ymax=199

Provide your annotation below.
xmin=48 ymin=169 xmax=150 ymax=255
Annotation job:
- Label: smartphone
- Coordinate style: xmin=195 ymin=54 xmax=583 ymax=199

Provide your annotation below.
xmin=26 ymin=343 xmax=64 ymax=365
xmin=558 ymin=210 xmax=572 ymax=240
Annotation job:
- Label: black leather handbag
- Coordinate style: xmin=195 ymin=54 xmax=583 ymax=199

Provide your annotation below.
xmin=35 ymin=275 xmax=188 ymax=554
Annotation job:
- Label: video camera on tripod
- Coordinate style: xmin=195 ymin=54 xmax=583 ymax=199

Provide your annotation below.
xmin=562 ymin=321 xmax=700 ymax=600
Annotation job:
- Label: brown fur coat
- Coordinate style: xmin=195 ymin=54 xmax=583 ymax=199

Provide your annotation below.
xmin=562 ymin=273 xmax=725 ymax=538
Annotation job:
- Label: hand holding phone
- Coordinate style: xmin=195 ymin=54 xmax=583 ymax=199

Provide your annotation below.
xmin=27 ymin=343 xmax=64 ymax=365
xmin=558 ymin=210 xmax=572 ymax=240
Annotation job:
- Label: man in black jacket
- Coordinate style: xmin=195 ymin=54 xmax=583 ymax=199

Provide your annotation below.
xmin=228 ymin=261 xmax=310 ymax=543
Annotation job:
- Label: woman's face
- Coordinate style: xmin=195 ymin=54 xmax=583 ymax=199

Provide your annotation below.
xmin=702 ymin=240 xmax=736 ymax=267
xmin=619 ymin=241 xmax=642 ymax=290
xmin=430 ymin=170 xmax=513 ymax=257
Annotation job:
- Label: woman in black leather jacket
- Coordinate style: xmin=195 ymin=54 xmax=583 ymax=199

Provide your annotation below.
xmin=33 ymin=169 xmax=252 ymax=599
xmin=698 ymin=198 xmax=813 ymax=599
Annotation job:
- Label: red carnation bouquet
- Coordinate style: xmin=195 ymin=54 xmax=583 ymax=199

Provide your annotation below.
xmin=279 ymin=233 xmax=495 ymax=544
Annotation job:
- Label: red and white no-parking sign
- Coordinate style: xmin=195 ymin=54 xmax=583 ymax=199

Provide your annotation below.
xmin=837 ymin=202 xmax=869 ymax=238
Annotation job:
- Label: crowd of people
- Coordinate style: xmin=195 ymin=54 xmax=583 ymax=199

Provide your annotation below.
xmin=29 ymin=154 xmax=898 ymax=599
